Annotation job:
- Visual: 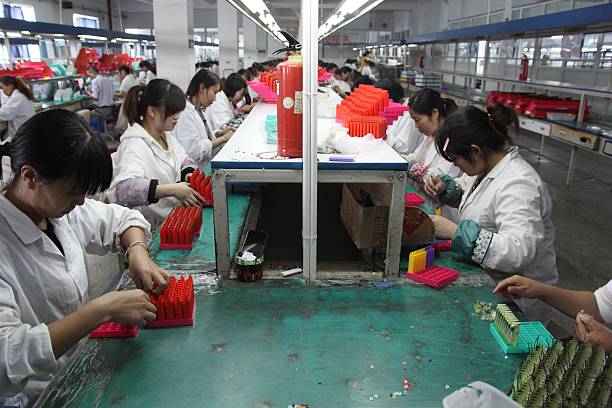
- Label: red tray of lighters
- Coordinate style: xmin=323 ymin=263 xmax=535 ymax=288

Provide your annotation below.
xmin=405 ymin=266 xmax=459 ymax=288
xmin=405 ymin=192 xmax=426 ymax=207
xmin=90 ymin=322 xmax=139 ymax=338
xmin=190 ymin=168 xmax=213 ymax=206
xmin=148 ymin=275 xmax=195 ymax=328
xmin=159 ymin=206 xmax=202 ymax=250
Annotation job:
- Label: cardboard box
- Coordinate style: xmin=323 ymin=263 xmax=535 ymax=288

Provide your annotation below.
xmin=340 ymin=183 xmax=435 ymax=250
xmin=340 ymin=184 xmax=389 ymax=249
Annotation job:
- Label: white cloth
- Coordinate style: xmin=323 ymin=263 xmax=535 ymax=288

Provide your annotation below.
xmin=594 ymin=279 xmax=612 ymax=324
xmin=247 ymin=85 xmax=259 ymax=101
xmin=171 ymin=100 xmax=213 ymax=170
xmin=205 ymin=91 xmax=235 ymax=135
xmin=0 ymin=90 xmax=34 ymax=140
xmin=405 ymin=135 xmax=463 ymax=222
xmin=118 ymin=74 xmax=139 ymax=96
xmin=107 ymin=123 xmax=190 ymax=226
xmin=457 ymin=147 xmax=558 ymax=322
xmin=385 ymin=114 xmax=424 ymax=157
xmin=0 ymin=195 xmax=150 ymax=407
xmin=91 ymin=75 xmax=115 ymax=107
xmin=328 ymin=77 xmax=351 ymax=93
xmin=139 ymin=71 xmax=157 ymax=85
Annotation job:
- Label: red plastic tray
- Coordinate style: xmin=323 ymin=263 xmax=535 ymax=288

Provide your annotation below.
xmin=433 ymin=240 xmax=452 ymax=252
xmin=90 ymin=322 xmax=139 ymax=338
xmin=148 ymin=276 xmax=195 ymax=328
xmin=405 ymin=192 xmax=426 ymax=207
xmin=405 ymin=266 xmax=459 ymax=288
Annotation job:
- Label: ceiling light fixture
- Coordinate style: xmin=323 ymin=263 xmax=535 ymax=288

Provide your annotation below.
xmin=318 ymin=0 xmax=385 ymax=40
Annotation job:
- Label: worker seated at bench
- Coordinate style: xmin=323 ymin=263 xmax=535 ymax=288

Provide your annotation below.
xmin=495 ymin=275 xmax=612 ymax=352
xmin=206 ymin=73 xmax=251 ymax=136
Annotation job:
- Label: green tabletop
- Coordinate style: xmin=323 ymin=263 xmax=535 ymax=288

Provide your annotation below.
xmin=38 ymin=251 xmax=522 ymax=407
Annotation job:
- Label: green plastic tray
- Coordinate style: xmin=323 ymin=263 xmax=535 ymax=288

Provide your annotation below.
xmin=489 ymin=321 xmax=554 ymax=354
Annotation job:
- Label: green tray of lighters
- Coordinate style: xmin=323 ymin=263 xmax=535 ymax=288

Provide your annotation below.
xmin=489 ymin=321 xmax=554 ymax=354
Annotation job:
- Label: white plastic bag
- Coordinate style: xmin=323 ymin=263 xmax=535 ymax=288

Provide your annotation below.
xmin=442 ymin=381 xmax=521 ymax=408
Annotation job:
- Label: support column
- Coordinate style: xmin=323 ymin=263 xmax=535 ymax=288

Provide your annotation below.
xmin=218 ymin=0 xmax=239 ymax=77
xmin=256 ymin=26 xmax=268 ymax=62
xmin=152 ymin=0 xmax=194 ymax=91
xmin=243 ymin=19 xmax=257 ymax=69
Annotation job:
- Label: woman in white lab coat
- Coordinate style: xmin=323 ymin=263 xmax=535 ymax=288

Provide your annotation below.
xmin=107 ymin=79 xmax=204 ymax=229
xmin=0 ymin=109 xmax=169 ymax=407
xmin=0 ymin=76 xmax=35 ymax=140
xmin=172 ymin=70 xmax=234 ymax=170
xmin=205 ymin=73 xmax=248 ymax=135
xmin=425 ymin=104 xmax=558 ymax=323
xmin=138 ymin=60 xmax=157 ymax=85
xmin=404 ymin=88 xmax=463 ymax=221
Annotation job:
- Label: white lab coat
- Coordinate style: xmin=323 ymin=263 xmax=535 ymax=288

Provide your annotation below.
xmin=457 ymin=147 xmax=558 ymax=322
xmin=0 ymin=89 xmax=35 ymax=140
xmin=328 ymin=77 xmax=351 ymax=94
xmin=107 ymin=123 xmax=191 ymax=226
xmin=0 ymin=194 xmax=150 ymax=407
xmin=139 ymin=70 xmax=157 ymax=85
xmin=205 ymin=91 xmax=235 ymax=135
xmin=405 ymin=135 xmax=463 ymax=221
xmin=385 ymin=114 xmax=424 ymax=157
xmin=171 ymin=100 xmax=213 ymax=170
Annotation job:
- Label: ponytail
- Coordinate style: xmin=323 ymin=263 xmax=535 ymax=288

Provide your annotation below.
xmin=122 ymin=79 xmax=186 ymax=126
xmin=0 ymin=76 xmax=35 ymax=101
xmin=0 ymin=140 xmax=10 ymax=159
xmin=436 ymin=103 xmax=517 ymax=163
xmin=442 ymin=98 xmax=457 ymax=116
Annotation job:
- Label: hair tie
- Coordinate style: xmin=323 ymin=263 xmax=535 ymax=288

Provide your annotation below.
xmin=487 ymin=113 xmax=493 ymax=122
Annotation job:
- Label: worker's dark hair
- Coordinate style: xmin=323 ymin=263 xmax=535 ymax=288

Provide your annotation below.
xmin=327 ymin=63 xmax=339 ymax=71
xmin=436 ymin=103 xmax=519 ymax=163
xmin=363 ymin=50 xmax=371 ymax=57
xmin=86 ymin=65 xmax=99 ymax=74
xmin=247 ymin=67 xmax=258 ymax=78
xmin=223 ymin=73 xmax=247 ymax=99
xmin=118 ymin=64 xmax=131 ymax=74
xmin=123 ymin=78 xmax=186 ymax=126
xmin=186 ymin=69 xmax=220 ymax=98
xmin=375 ymin=78 xmax=405 ymax=103
xmin=351 ymin=75 xmax=373 ymax=91
xmin=237 ymin=68 xmax=251 ymax=81
xmin=4 ymin=110 xmax=111 ymax=194
xmin=367 ymin=60 xmax=376 ymax=68
xmin=337 ymin=66 xmax=352 ymax=76
xmin=0 ymin=75 xmax=34 ymax=101
xmin=139 ymin=60 xmax=156 ymax=74
xmin=408 ymin=88 xmax=457 ymax=118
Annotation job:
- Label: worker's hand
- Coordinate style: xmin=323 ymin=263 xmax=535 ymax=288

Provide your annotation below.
xmin=429 ymin=215 xmax=458 ymax=239
xmin=172 ymin=182 xmax=205 ymax=207
xmin=222 ymin=129 xmax=235 ymax=142
xmin=493 ymin=275 xmax=543 ymax=299
xmin=127 ymin=245 xmax=171 ymax=295
xmin=575 ymin=311 xmax=612 ymax=352
xmin=241 ymin=104 xmax=253 ymax=113
xmin=94 ymin=289 xmax=157 ymax=327
xmin=423 ymin=175 xmax=447 ymax=198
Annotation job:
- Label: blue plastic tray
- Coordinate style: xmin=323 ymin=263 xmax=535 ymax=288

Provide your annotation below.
xmin=489 ymin=321 xmax=554 ymax=354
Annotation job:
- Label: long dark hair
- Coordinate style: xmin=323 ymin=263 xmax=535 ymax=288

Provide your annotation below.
xmin=436 ymin=103 xmax=519 ymax=163
xmin=408 ymin=88 xmax=457 ymax=118
xmin=222 ymin=73 xmax=247 ymax=99
xmin=4 ymin=110 xmax=112 ymax=194
xmin=186 ymin=69 xmax=220 ymax=98
xmin=0 ymin=76 xmax=35 ymax=101
xmin=123 ymin=79 xmax=186 ymax=126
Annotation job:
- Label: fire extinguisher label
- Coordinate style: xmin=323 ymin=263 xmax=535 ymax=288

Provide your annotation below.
xmin=294 ymin=91 xmax=303 ymax=114
xmin=282 ymin=96 xmax=294 ymax=110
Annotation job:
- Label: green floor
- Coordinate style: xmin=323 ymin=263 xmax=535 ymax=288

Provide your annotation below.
xmin=39 ymin=275 xmax=521 ymax=407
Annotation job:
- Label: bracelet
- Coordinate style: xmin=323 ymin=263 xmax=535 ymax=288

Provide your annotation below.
xmin=125 ymin=240 xmax=148 ymax=260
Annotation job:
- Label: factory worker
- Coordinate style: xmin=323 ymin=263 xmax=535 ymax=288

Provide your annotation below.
xmin=0 ymin=75 xmax=35 ymax=141
xmin=404 ymin=88 xmax=463 ymax=221
xmin=425 ymin=104 xmax=558 ymax=323
xmin=138 ymin=60 xmax=157 ymax=85
xmin=0 ymin=109 xmax=169 ymax=407
xmin=494 ymin=275 xmax=612 ymax=351
xmin=172 ymin=70 xmax=234 ymax=170
xmin=205 ymin=73 xmax=248 ymax=135
xmin=385 ymin=112 xmax=424 ymax=157
xmin=329 ymin=66 xmax=352 ymax=98
xmin=107 ymin=79 xmax=204 ymax=229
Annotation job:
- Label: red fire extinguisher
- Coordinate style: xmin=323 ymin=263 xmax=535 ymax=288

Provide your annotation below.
xmin=274 ymin=31 xmax=303 ymax=158
xmin=519 ymin=54 xmax=529 ymax=81
xmin=419 ymin=54 xmax=424 ymax=69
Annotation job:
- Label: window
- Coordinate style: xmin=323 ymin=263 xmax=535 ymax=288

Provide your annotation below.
xmin=73 ymin=13 xmax=99 ymax=29
xmin=1 ymin=3 xmax=36 ymax=21
xmin=601 ymin=33 xmax=612 ymax=68
xmin=540 ymin=35 xmax=563 ymax=67
xmin=562 ymin=34 xmax=584 ymax=67
xmin=516 ymin=38 xmax=535 ymax=60
xmin=126 ymin=28 xmax=152 ymax=36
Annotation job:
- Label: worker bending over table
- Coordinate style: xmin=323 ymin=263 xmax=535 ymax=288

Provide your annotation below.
xmin=0 ymin=76 xmax=35 ymax=141
xmin=0 ymin=110 xmax=168 ymax=408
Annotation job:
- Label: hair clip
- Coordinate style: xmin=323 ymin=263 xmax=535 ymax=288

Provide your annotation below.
xmin=487 ymin=113 xmax=493 ymax=122
xmin=442 ymin=137 xmax=450 ymax=153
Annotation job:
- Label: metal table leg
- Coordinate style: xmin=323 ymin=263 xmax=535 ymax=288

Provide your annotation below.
xmin=212 ymin=169 xmax=231 ymax=277
xmin=566 ymin=146 xmax=577 ymax=187
xmin=385 ymin=171 xmax=407 ymax=277
xmin=538 ymin=133 xmax=546 ymax=159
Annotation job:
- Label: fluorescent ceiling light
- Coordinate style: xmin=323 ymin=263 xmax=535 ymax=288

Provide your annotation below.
xmin=225 ymin=0 xmax=284 ymax=42
xmin=7 ymin=32 xmax=22 ymax=38
xmin=20 ymin=31 xmax=31 ymax=35
xmin=319 ymin=0 xmax=385 ymax=40
xmin=407 ymin=43 xmax=419 ymax=48
xmin=78 ymin=34 xmax=108 ymax=41
xmin=550 ymin=35 xmax=563 ymax=40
